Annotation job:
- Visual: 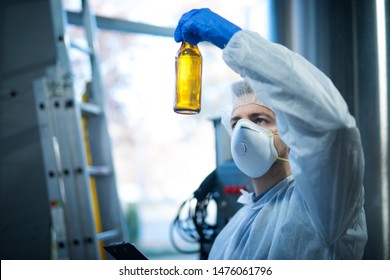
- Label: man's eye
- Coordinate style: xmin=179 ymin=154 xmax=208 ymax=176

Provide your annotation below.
xmin=231 ymin=122 xmax=237 ymax=130
xmin=255 ymin=118 xmax=267 ymax=125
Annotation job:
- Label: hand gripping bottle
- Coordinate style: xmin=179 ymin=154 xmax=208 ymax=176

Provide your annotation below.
xmin=174 ymin=42 xmax=202 ymax=114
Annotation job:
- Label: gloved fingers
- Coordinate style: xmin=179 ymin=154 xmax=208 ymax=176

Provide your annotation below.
xmin=174 ymin=21 xmax=202 ymax=45
xmin=181 ymin=23 xmax=202 ymax=46
xmin=174 ymin=9 xmax=201 ymax=43
xmin=173 ymin=24 xmax=183 ymax=42
xmin=174 ymin=8 xmax=241 ymax=49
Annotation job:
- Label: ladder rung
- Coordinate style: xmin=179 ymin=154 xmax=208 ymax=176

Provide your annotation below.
xmin=87 ymin=166 xmax=111 ymax=176
xmin=70 ymin=41 xmax=93 ymax=55
xmin=96 ymin=229 xmax=120 ymax=241
xmin=80 ymin=102 xmax=102 ymax=116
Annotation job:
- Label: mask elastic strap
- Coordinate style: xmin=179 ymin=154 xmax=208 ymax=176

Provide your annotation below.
xmin=268 ymin=131 xmax=279 ymax=138
xmin=269 ymin=131 xmax=289 ymax=162
xmin=275 ymin=156 xmax=289 ymax=162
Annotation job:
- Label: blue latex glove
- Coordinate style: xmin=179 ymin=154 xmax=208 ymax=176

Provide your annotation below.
xmin=174 ymin=8 xmax=241 ymax=49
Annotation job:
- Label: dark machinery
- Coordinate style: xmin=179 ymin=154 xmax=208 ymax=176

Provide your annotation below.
xmin=170 ymin=114 xmax=253 ymax=260
xmin=170 ymin=161 xmax=252 ymax=259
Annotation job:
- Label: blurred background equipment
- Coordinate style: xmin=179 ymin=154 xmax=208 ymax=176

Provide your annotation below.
xmin=170 ymin=117 xmax=252 ymax=259
xmin=170 ymin=161 xmax=252 ymax=259
xmin=0 ymin=0 xmax=128 ymax=259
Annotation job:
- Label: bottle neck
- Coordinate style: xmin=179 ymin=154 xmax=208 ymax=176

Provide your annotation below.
xmin=179 ymin=41 xmax=201 ymax=57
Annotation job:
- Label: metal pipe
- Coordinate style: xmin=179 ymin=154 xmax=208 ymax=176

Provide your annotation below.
xmin=66 ymin=11 xmax=174 ymax=37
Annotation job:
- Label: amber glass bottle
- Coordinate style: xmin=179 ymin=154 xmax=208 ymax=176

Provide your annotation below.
xmin=174 ymin=42 xmax=202 ymax=114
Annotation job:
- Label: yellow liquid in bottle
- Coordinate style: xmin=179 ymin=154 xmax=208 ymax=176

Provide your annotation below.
xmin=174 ymin=42 xmax=202 ymax=114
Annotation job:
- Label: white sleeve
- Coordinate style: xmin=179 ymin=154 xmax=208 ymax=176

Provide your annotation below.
xmin=223 ymin=30 xmax=365 ymax=245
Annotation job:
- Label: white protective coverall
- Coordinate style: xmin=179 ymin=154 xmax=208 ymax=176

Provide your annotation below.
xmin=208 ymin=30 xmax=367 ymax=260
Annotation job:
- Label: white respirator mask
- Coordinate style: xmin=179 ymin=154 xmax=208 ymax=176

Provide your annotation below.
xmin=231 ymin=119 xmax=288 ymax=178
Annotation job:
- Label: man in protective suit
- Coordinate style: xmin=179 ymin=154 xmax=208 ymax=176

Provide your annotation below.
xmin=174 ymin=8 xmax=367 ymax=259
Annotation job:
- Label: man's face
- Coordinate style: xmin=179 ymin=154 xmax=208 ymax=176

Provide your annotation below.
xmin=230 ymin=103 xmax=276 ymax=131
xmin=230 ymin=103 xmax=289 ymax=159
